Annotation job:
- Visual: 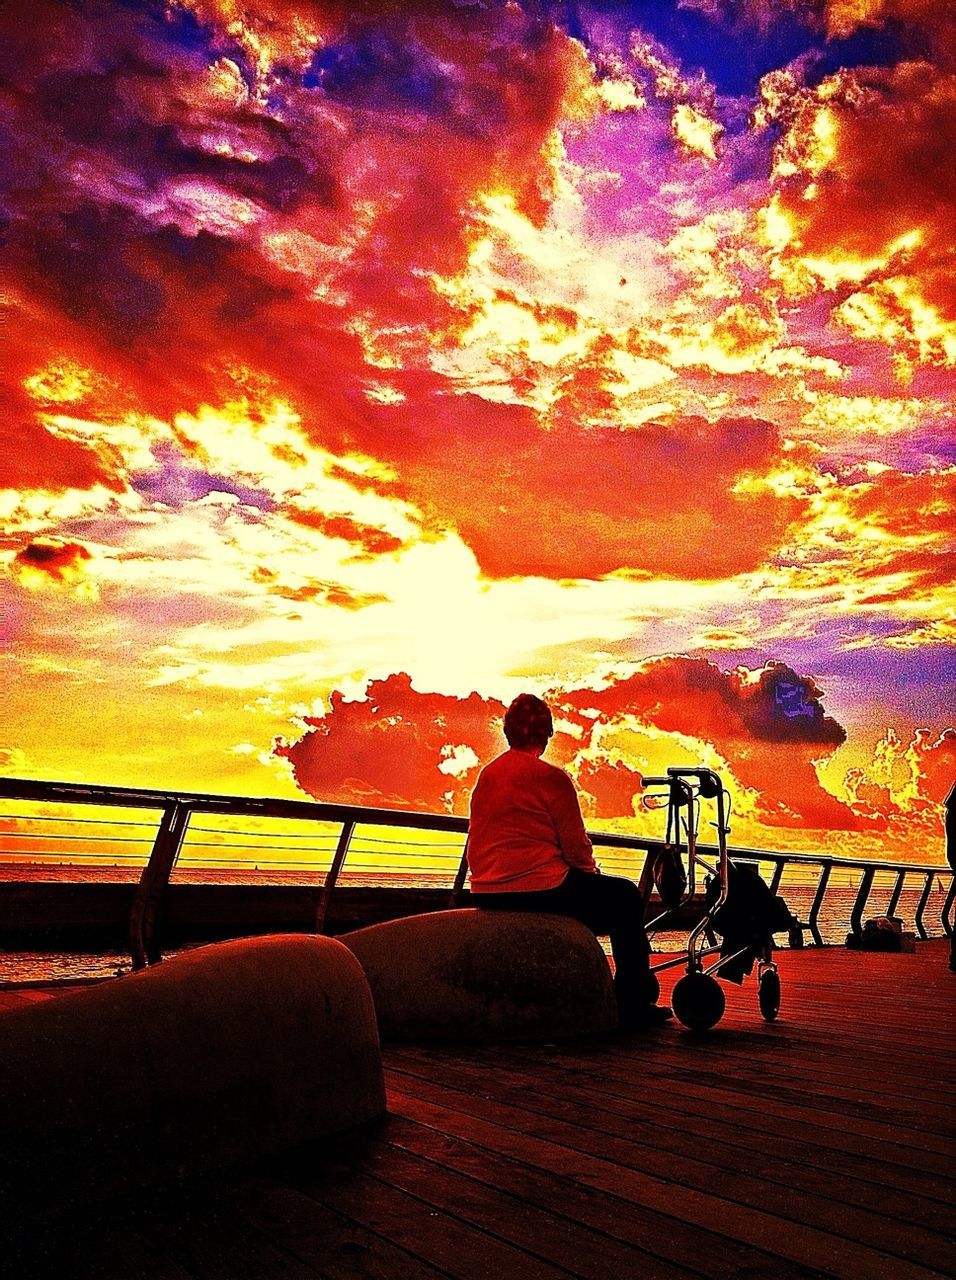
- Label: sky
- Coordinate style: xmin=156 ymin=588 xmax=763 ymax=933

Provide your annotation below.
xmin=1 ymin=0 xmax=954 ymax=863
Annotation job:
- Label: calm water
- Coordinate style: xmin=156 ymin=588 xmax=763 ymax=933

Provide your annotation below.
xmin=1 ymin=865 xmax=950 ymax=984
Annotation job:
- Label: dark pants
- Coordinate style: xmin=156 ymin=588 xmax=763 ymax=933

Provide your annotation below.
xmin=474 ymin=868 xmax=655 ymax=1015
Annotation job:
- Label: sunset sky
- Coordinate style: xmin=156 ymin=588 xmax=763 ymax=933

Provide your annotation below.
xmin=2 ymin=0 xmax=954 ymax=862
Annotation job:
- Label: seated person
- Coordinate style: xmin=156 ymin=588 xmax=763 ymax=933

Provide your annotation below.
xmin=467 ymin=693 xmax=671 ymax=1029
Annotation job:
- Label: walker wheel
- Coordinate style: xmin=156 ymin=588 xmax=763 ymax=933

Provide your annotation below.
xmin=673 ymin=972 xmax=725 ymax=1031
xmin=644 ymin=970 xmax=661 ymax=1005
xmin=758 ymin=967 xmax=781 ymax=1022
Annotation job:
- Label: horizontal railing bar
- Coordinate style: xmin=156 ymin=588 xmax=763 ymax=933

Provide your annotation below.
xmin=0 ymin=813 xmax=465 ymax=846
xmin=0 ymin=850 xmax=432 ymax=861
xmin=667 ymin=842 xmax=947 ymax=877
xmin=0 ymin=813 xmax=160 ymax=827
xmin=0 ymin=854 xmax=148 ymax=862
xmin=0 ymin=832 xmax=154 ymax=843
xmin=11 ymin=860 xmax=939 ymax=879
xmin=0 ymin=778 xmax=471 ymax=830
xmin=0 ymin=830 xmax=465 ymax=851
xmin=0 ymin=777 xmax=949 ymax=879
xmin=186 ymin=833 xmax=467 ymax=847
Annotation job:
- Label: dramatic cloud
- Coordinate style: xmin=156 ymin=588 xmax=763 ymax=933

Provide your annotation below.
xmin=844 ymin=726 xmax=956 ymax=851
xmin=759 ymin=60 xmax=956 ymax=375
xmin=0 ymin=0 xmax=591 ymax=419
xmin=10 ymin=540 xmax=95 ymax=597
xmin=553 ymin=657 xmax=864 ymax=829
xmin=276 ymin=674 xmax=506 ymax=812
xmin=359 ymin=400 xmax=805 ymax=580
xmin=0 ymin=1 xmax=951 ymax=859
xmin=575 ymin=755 xmax=647 ymax=821
xmin=281 ymin=509 xmax=406 ymax=558
xmin=278 ymin=661 xmax=886 ymax=836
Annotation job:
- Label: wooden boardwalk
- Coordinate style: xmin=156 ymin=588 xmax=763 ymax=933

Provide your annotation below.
xmin=6 ymin=941 xmax=955 ymax=1279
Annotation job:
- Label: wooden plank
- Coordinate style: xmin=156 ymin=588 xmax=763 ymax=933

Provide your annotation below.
xmin=623 ymin=1032 xmax=954 ymax=1109
xmin=479 ymin=1037 xmax=953 ymax=1143
xmin=389 ymin=1068 xmax=953 ymax=1268
xmin=282 ymin=1153 xmax=577 ymax=1280
xmin=386 ymin=1051 xmax=953 ymax=1235
xmin=323 ymin=1118 xmax=701 ymax=1280
xmin=229 ymin=1179 xmax=454 ymax=1280
xmin=389 ymin=1045 xmax=953 ymax=1178
xmin=373 ymin=1107 xmax=827 ymax=1280
xmin=382 ymin=1073 xmax=950 ymax=1280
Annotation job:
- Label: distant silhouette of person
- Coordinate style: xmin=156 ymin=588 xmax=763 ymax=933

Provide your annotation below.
xmin=467 ymin=693 xmax=671 ymax=1029
xmin=946 ymin=781 xmax=956 ymax=973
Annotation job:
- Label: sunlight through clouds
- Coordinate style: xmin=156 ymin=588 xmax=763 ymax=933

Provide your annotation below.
xmin=1 ymin=0 xmax=952 ymax=856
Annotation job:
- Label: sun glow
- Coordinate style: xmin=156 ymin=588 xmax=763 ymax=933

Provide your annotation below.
xmin=1 ymin=0 xmax=952 ymax=859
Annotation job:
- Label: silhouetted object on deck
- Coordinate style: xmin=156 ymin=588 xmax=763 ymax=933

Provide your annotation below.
xmin=705 ymin=861 xmax=800 ymax=982
xmin=847 ymin=913 xmax=912 ymax=952
xmin=466 ymin=693 xmax=669 ymax=1030
xmin=342 ymin=909 xmax=618 ymax=1041
xmin=0 ymin=935 xmax=385 ymax=1228
xmin=642 ymin=768 xmax=790 ymax=1030
xmin=649 ymin=842 xmax=687 ymax=910
xmin=946 ymin=780 xmax=956 ymax=972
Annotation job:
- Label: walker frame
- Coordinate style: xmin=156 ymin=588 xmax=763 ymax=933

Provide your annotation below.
xmin=641 ymin=767 xmax=781 ymax=1030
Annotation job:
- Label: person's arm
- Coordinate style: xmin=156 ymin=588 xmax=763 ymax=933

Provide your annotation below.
xmin=548 ymin=769 xmax=597 ymax=873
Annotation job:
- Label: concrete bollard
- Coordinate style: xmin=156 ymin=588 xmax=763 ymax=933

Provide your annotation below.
xmin=0 ymin=934 xmax=385 ymax=1221
xmin=342 ymin=909 xmax=618 ymax=1042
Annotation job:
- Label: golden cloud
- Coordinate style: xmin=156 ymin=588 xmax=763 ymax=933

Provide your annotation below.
xmin=758 ymin=61 xmax=956 ymax=372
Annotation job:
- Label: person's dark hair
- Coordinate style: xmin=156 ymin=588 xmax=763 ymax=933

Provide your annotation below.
xmin=503 ymin=694 xmax=553 ymax=750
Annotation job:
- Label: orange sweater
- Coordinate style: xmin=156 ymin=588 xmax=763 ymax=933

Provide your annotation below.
xmin=467 ymin=749 xmax=597 ymax=893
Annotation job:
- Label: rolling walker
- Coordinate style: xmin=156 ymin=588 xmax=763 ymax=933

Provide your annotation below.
xmin=641 ymin=767 xmax=790 ymax=1031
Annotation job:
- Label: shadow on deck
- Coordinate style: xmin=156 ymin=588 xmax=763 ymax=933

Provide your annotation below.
xmin=5 ymin=941 xmax=955 ymax=1280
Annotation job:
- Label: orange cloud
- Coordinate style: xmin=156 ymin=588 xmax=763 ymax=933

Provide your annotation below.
xmin=844 ymin=726 xmax=956 ymax=847
xmin=283 ymin=508 xmax=406 ymax=557
xmin=251 ymin=566 xmax=387 ymax=610
xmin=10 ymin=539 xmax=95 ymax=596
xmin=275 ymin=673 xmax=505 ymax=812
xmin=575 ymin=756 xmax=645 ymax=820
xmin=844 ymin=469 xmax=955 ymax=542
xmin=760 ymin=60 xmax=956 ymax=372
xmin=553 ymin=658 xmax=867 ymax=830
xmin=833 ymin=470 xmax=956 ymax=606
xmin=0 ymin=385 xmax=120 ymax=495
xmin=359 ymin=398 xmax=806 ymax=580
xmin=910 ymin=728 xmax=956 ymax=805
xmin=821 ymin=0 xmax=955 ymax=43
xmin=278 ymin=660 xmax=878 ymax=834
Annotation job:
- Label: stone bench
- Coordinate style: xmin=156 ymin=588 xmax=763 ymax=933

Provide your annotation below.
xmin=341 ymin=909 xmax=617 ymax=1042
xmin=0 ymin=934 xmax=385 ymax=1222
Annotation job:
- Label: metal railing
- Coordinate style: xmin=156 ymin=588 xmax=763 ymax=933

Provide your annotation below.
xmin=0 ymin=776 xmax=953 ymax=968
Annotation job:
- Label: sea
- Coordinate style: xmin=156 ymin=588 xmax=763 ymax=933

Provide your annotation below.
xmin=1 ymin=862 xmax=951 ymax=985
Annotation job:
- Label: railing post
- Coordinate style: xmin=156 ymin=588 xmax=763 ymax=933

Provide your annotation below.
xmin=637 ymin=845 xmax=656 ymax=899
xmin=315 ymin=820 xmax=354 ymax=935
xmin=849 ymin=865 xmax=876 ymax=942
xmin=807 ymin=862 xmax=832 ymax=947
xmin=450 ymin=838 xmax=470 ymax=907
xmin=885 ymin=868 xmax=906 ymax=919
xmin=914 ymin=872 xmax=935 ymax=941
xmin=942 ymin=876 xmax=956 ymax=938
xmin=129 ymin=802 xmax=191 ymax=969
xmin=768 ymin=859 xmax=784 ymax=895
